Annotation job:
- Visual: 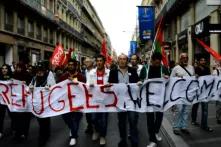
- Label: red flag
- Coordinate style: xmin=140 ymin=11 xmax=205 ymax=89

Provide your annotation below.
xmin=107 ymin=55 xmax=112 ymax=64
xmin=50 ymin=44 xmax=65 ymax=67
xmin=61 ymin=48 xmax=73 ymax=66
xmin=195 ymin=38 xmax=221 ymax=60
xmin=153 ymin=17 xmax=169 ymax=67
xmin=101 ymin=38 xmax=107 ymax=57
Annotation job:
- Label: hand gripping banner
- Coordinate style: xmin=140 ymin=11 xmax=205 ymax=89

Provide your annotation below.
xmin=1 ymin=75 xmax=221 ymax=118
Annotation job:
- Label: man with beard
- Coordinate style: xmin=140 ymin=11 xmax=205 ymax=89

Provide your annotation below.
xmin=84 ymin=57 xmax=95 ymax=134
xmin=170 ymin=53 xmax=195 ymax=135
xmin=130 ymin=54 xmax=143 ymax=76
xmin=59 ymin=59 xmax=86 ymax=147
xmin=29 ymin=61 xmax=56 ymax=146
xmin=140 ymin=52 xmax=169 ymax=147
xmin=191 ymin=56 xmax=213 ymax=132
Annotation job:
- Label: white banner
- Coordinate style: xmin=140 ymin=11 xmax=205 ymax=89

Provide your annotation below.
xmin=1 ymin=75 xmax=221 ymax=118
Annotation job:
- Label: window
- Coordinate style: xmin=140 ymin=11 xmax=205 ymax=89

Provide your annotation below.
xmin=4 ymin=9 xmax=13 ymax=31
xmin=43 ymin=27 xmax=48 ymax=42
xmin=17 ymin=15 xmax=25 ymax=35
xmin=28 ymin=20 xmax=34 ymax=37
xmin=42 ymin=0 xmax=47 ymax=8
xmin=36 ymin=24 xmax=42 ymax=40
xmin=49 ymin=0 xmax=54 ymax=12
xmin=49 ymin=29 xmax=53 ymax=44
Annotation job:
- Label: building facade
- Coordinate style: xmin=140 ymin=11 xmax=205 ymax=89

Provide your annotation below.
xmin=142 ymin=0 xmax=221 ymax=66
xmin=0 ymin=0 xmax=110 ymax=66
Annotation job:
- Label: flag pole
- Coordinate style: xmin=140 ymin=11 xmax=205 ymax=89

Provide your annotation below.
xmin=146 ymin=16 xmax=163 ymax=76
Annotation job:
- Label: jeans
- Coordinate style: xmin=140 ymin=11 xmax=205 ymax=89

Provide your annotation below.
xmin=191 ymin=102 xmax=208 ymax=128
xmin=92 ymin=113 xmax=108 ymax=137
xmin=216 ymin=101 xmax=221 ymax=121
xmin=173 ymin=104 xmax=191 ymax=129
xmin=0 ymin=104 xmax=7 ymax=133
xmin=86 ymin=113 xmax=93 ymax=128
xmin=62 ymin=112 xmax=82 ymax=138
xmin=13 ymin=112 xmax=31 ymax=137
xmin=36 ymin=117 xmax=51 ymax=140
xmin=118 ymin=111 xmax=139 ymax=145
xmin=146 ymin=112 xmax=163 ymax=143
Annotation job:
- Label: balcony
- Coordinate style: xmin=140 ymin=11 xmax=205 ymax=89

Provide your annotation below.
xmin=4 ymin=24 xmax=13 ymax=32
xmin=56 ymin=19 xmax=84 ymax=42
xmin=36 ymin=34 xmax=42 ymax=40
xmin=17 ymin=28 xmax=25 ymax=35
xmin=166 ymin=0 xmax=196 ymax=16
xmin=43 ymin=37 xmax=48 ymax=43
xmin=19 ymin=0 xmax=54 ymax=21
xmin=67 ymin=1 xmax=80 ymax=18
xmin=28 ymin=32 xmax=34 ymax=38
xmin=49 ymin=38 xmax=54 ymax=44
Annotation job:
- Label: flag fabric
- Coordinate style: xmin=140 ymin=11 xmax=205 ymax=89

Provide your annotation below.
xmin=61 ymin=48 xmax=74 ymax=66
xmin=152 ymin=17 xmax=169 ymax=67
xmin=195 ymin=38 xmax=221 ymax=60
xmin=50 ymin=44 xmax=65 ymax=67
xmin=101 ymin=38 xmax=107 ymax=57
xmin=71 ymin=51 xmax=77 ymax=60
xmin=107 ymin=55 xmax=112 ymax=64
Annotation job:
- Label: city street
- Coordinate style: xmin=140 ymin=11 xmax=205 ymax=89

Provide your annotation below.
xmin=0 ymin=113 xmax=170 ymax=147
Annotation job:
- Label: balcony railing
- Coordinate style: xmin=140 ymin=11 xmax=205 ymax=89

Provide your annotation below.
xmin=43 ymin=37 xmax=48 ymax=43
xmin=17 ymin=28 xmax=25 ymax=35
xmin=36 ymin=34 xmax=42 ymax=40
xmin=28 ymin=32 xmax=34 ymax=38
xmin=67 ymin=1 xmax=80 ymax=19
xmin=49 ymin=38 xmax=54 ymax=44
xmin=4 ymin=24 xmax=13 ymax=32
xmin=19 ymin=0 xmax=54 ymax=21
xmin=56 ymin=19 xmax=83 ymax=41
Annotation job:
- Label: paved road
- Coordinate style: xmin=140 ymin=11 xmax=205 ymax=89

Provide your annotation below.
xmin=0 ymin=113 xmax=170 ymax=147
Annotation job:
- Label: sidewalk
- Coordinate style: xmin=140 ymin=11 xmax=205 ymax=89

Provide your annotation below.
xmin=161 ymin=102 xmax=221 ymax=147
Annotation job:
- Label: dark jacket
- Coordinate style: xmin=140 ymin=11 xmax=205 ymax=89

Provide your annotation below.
xmin=139 ymin=64 xmax=169 ymax=81
xmin=108 ymin=66 xmax=139 ymax=83
xmin=195 ymin=65 xmax=210 ymax=76
xmin=58 ymin=72 xmax=86 ymax=83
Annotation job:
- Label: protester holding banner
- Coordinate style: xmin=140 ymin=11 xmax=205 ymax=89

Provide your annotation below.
xmin=29 ymin=61 xmax=56 ymax=146
xmin=0 ymin=64 xmax=13 ymax=139
xmin=212 ymin=60 xmax=221 ymax=124
xmin=87 ymin=55 xmax=110 ymax=146
xmin=191 ymin=56 xmax=213 ymax=132
xmin=84 ymin=57 xmax=95 ymax=135
xmin=170 ymin=53 xmax=195 ymax=135
xmin=58 ymin=59 xmax=86 ymax=147
xmin=140 ymin=52 xmax=169 ymax=147
xmin=130 ymin=54 xmax=143 ymax=76
xmin=108 ymin=53 xmax=139 ymax=147
xmin=12 ymin=63 xmax=32 ymax=141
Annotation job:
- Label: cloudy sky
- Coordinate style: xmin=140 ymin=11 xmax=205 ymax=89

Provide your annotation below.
xmin=90 ymin=0 xmax=142 ymax=55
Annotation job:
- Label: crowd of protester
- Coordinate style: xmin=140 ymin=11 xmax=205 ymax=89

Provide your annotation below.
xmin=0 ymin=52 xmax=221 ymax=147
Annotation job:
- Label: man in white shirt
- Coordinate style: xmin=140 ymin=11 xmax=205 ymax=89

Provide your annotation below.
xmin=130 ymin=54 xmax=143 ymax=76
xmin=212 ymin=60 xmax=221 ymax=124
xmin=170 ymin=53 xmax=195 ymax=135
xmin=84 ymin=57 xmax=95 ymax=134
xmin=86 ymin=55 xmax=110 ymax=146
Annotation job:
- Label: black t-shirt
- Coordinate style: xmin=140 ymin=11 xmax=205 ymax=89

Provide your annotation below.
xmin=195 ymin=66 xmax=210 ymax=76
xmin=148 ymin=66 xmax=162 ymax=79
